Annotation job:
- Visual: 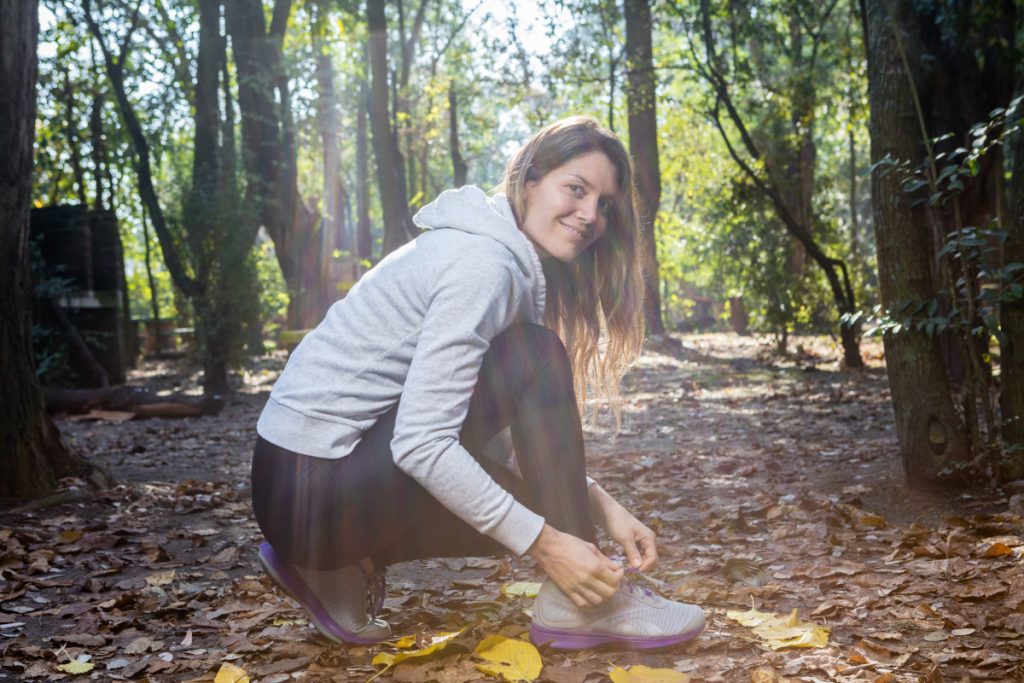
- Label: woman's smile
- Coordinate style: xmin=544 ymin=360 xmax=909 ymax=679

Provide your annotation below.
xmin=520 ymin=150 xmax=618 ymax=262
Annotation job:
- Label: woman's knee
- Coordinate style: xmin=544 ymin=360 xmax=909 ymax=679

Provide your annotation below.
xmin=491 ymin=323 xmax=567 ymax=362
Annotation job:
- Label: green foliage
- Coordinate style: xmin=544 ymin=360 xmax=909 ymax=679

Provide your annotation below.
xmin=254 ymin=238 xmax=290 ymax=347
xmin=28 ymin=236 xmax=73 ymax=385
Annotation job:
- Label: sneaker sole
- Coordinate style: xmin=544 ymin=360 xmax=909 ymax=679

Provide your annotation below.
xmin=529 ymin=621 xmax=704 ymax=651
xmin=258 ymin=542 xmax=384 ymax=645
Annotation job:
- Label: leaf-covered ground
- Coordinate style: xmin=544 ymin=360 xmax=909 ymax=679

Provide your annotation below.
xmin=2 ymin=334 xmax=1022 ymax=682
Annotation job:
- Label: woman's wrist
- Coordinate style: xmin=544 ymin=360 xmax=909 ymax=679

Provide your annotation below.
xmin=527 ymin=523 xmax=559 ymax=562
xmin=589 ymin=484 xmax=622 ymax=531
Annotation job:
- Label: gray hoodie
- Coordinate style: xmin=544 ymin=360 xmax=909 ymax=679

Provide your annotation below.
xmin=257 ymin=186 xmax=548 ymax=555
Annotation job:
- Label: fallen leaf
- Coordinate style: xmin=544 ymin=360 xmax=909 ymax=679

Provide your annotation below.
xmin=983 ymin=542 xmax=1013 ymax=558
xmin=371 ymin=629 xmax=466 ymax=681
xmin=389 ymin=629 xmax=465 ymax=650
xmin=57 ymin=529 xmax=83 ymax=543
xmin=56 ymin=659 xmax=95 ymax=675
xmin=609 ymin=664 xmax=690 ymax=682
xmin=146 ymin=569 xmax=176 ymax=587
xmin=749 ymin=668 xmax=782 ymax=683
xmin=214 ymin=662 xmax=251 ymax=683
xmin=501 ymin=581 xmax=543 ymax=598
xmin=726 ymin=607 xmax=830 ymax=649
xmin=473 ymin=634 xmax=542 ymax=682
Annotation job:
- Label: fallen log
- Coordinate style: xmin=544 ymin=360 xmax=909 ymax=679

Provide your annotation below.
xmin=45 ymin=386 xmax=224 ymax=419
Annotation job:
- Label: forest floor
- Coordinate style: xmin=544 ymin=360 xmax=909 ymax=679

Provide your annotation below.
xmin=2 ymin=333 xmax=1023 ymax=682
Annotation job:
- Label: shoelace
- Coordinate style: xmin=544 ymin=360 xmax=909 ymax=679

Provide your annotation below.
xmin=622 ymin=569 xmax=655 ymax=598
xmin=364 ymin=569 xmax=386 ymax=619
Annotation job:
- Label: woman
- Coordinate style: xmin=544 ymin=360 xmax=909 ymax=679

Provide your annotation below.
xmin=251 ymin=116 xmax=705 ymax=650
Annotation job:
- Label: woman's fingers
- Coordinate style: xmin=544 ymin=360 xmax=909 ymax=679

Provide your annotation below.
xmin=636 ymin=532 xmax=658 ymax=571
xmin=621 ymin=535 xmax=642 ymax=569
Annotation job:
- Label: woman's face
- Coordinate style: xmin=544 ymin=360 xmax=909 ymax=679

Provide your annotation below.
xmin=521 ymin=150 xmax=618 ymax=262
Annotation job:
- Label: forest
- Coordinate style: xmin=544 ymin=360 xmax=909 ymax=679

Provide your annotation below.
xmin=1 ymin=0 xmax=1024 ymax=681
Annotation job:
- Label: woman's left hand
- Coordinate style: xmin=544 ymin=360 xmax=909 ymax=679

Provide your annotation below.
xmin=588 ymin=484 xmax=658 ymax=572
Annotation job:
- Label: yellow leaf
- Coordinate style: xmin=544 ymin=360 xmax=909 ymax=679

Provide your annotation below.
xmin=609 ymin=664 xmax=691 ymax=682
xmin=389 ymin=629 xmax=464 ymax=650
xmin=370 ymin=628 xmax=465 ymax=681
xmin=473 ymin=634 xmax=542 ymax=682
xmin=56 ymin=660 xmax=95 ymax=674
xmin=214 ymin=662 xmax=250 ymax=683
xmin=725 ymin=607 xmax=830 ymax=650
xmin=501 ymin=581 xmax=543 ymax=598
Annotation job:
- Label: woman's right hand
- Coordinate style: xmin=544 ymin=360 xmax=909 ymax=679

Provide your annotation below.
xmin=527 ymin=524 xmax=623 ymax=607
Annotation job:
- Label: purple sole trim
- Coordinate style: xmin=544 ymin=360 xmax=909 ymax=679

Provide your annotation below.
xmin=529 ymin=621 xmax=705 ymax=651
xmin=258 ymin=542 xmax=383 ymax=645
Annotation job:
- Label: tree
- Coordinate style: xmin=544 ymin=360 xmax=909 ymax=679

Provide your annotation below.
xmin=367 ymin=0 xmax=417 ymax=254
xmin=676 ymin=0 xmax=864 ymax=367
xmin=83 ymin=0 xmax=257 ymax=395
xmin=624 ymin=0 xmax=665 ymax=336
xmin=862 ymin=0 xmax=969 ymax=483
xmin=0 ymin=0 xmax=89 ymax=500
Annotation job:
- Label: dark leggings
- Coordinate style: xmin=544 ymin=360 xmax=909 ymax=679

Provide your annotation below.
xmin=251 ymin=324 xmax=597 ymax=570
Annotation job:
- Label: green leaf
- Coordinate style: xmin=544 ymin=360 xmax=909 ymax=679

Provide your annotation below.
xmin=901 ymin=177 xmax=928 ymax=192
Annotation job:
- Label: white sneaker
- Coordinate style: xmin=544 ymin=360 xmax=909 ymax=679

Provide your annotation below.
xmin=530 ymin=576 xmax=705 ymax=650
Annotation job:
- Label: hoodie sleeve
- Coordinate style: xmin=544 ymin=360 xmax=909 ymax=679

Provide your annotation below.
xmin=389 ymin=252 xmax=546 ymax=556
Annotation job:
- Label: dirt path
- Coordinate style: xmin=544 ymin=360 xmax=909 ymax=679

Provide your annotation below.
xmin=1 ymin=334 xmax=1021 ymax=681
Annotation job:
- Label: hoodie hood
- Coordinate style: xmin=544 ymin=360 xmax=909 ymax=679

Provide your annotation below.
xmin=413 ymin=185 xmax=546 ymax=322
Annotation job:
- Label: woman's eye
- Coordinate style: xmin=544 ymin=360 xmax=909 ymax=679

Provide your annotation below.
xmin=598 ymin=199 xmax=611 ymax=215
xmin=568 ymin=184 xmax=583 ymax=195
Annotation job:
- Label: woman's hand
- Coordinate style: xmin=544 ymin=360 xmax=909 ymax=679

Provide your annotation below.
xmin=588 ymin=484 xmax=658 ymax=572
xmin=527 ymin=524 xmax=623 ymax=607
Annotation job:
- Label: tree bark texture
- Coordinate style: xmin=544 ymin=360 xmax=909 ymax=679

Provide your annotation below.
xmin=227 ymin=0 xmax=323 ymax=330
xmin=448 ymin=85 xmax=468 ymax=187
xmin=624 ymin=0 xmax=664 ymax=336
xmin=864 ymin=0 xmax=969 ymax=484
xmin=0 ymin=0 xmax=88 ymax=501
xmin=367 ymin=0 xmax=415 ymax=255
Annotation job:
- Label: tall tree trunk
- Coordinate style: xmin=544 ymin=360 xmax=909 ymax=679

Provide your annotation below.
xmin=315 ymin=21 xmax=343 ymax=253
xmin=141 ymin=205 xmax=163 ymax=351
xmin=357 ymin=79 xmax=372 ymax=261
xmin=313 ymin=4 xmax=344 ymax=322
xmin=864 ymin=0 xmax=969 ymax=484
xmin=624 ymin=0 xmax=664 ymax=336
xmin=0 ymin=0 xmax=89 ymax=501
xmin=448 ymin=84 xmax=467 ymax=186
xmin=192 ymin=0 xmax=231 ymax=395
xmin=367 ymin=0 xmax=414 ymax=255
xmin=1001 ymin=106 xmax=1024 ymax=479
xmin=227 ymin=0 xmax=321 ymax=331
xmin=89 ymin=87 xmax=106 ymax=210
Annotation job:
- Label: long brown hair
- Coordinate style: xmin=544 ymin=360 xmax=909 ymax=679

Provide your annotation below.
xmin=499 ymin=115 xmax=645 ymax=421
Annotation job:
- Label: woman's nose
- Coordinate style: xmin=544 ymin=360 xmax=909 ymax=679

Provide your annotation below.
xmin=576 ymin=197 xmax=598 ymax=224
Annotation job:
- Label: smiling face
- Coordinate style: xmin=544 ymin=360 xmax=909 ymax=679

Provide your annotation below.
xmin=520 ymin=150 xmax=619 ymax=263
